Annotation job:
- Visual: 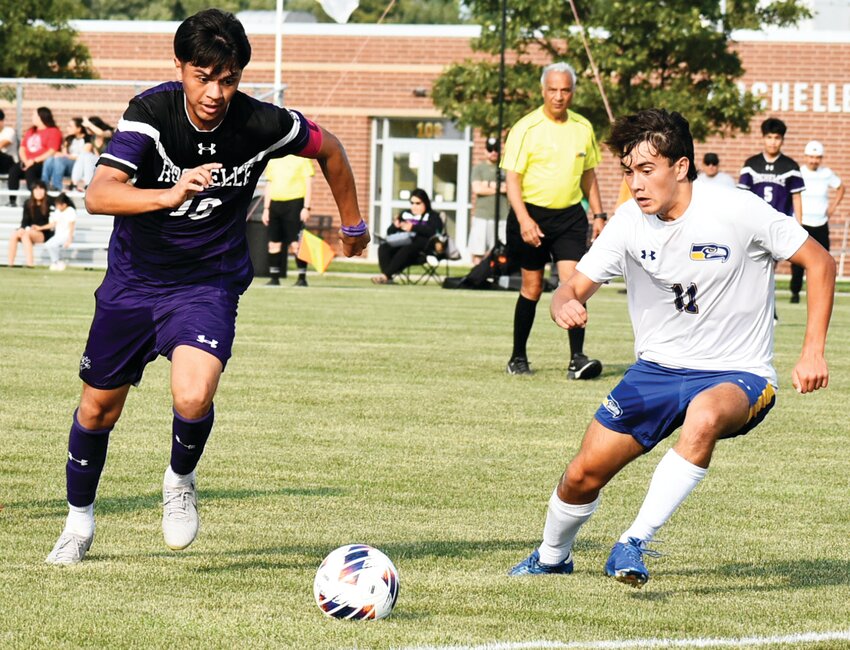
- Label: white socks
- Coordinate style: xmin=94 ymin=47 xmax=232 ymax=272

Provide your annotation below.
xmin=65 ymin=503 xmax=95 ymax=537
xmin=619 ymin=448 xmax=707 ymax=544
xmin=537 ymin=490 xmax=600 ymax=565
xmin=164 ymin=465 xmax=195 ymax=487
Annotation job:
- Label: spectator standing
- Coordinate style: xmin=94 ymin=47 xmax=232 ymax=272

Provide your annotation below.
xmin=738 ymin=118 xmax=805 ymax=223
xmin=16 ymin=107 xmax=63 ymax=191
xmin=696 ymin=152 xmax=735 ymax=188
xmin=45 ymin=192 xmax=77 ymax=271
xmin=373 ymin=188 xmax=442 ymax=284
xmin=44 ymin=8 xmax=368 ymax=565
xmin=43 ymin=118 xmax=92 ymax=191
xmin=467 ymin=137 xmax=508 ymax=265
xmin=6 ymin=180 xmax=54 ymax=267
xmin=502 ymin=62 xmax=606 ymax=379
xmin=0 ymin=109 xmax=20 ymax=205
xmin=262 ymin=155 xmax=314 ymax=286
xmin=791 ymin=140 xmax=844 ymax=303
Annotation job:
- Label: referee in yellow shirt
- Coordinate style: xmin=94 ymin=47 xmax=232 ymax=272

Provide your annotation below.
xmin=262 ymin=155 xmax=315 ymax=286
xmin=503 ymin=62 xmax=606 ymax=379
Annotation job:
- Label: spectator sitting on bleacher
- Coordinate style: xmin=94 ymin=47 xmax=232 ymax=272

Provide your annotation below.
xmin=0 ymin=109 xmax=20 ymax=206
xmin=6 ymin=180 xmax=54 ymax=268
xmin=16 ymin=107 xmax=63 ymax=194
xmin=44 ymin=193 xmax=77 ymax=271
xmin=73 ymin=116 xmax=114 ymax=191
xmin=43 ymin=118 xmax=92 ymax=191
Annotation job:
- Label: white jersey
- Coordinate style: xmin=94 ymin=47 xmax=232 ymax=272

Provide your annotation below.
xmin=576 ymin=182 xmax=808 ymax=386
xmin=49 ymin=206 xmax=77 ymax=240
xmin=695 ymin=171 xmax=735 ymax=189
xmin=801 ymin=165 xmax=841 ymax=227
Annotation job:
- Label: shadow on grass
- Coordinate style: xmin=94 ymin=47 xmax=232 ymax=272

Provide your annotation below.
xmin=189 ymin=538 xmax=610 ymax=574
xmin=630 ymin=558 xmax=850 ymax=601
xmin=599 ymin=363 xmax=630 ymax=379
xmin=10 ymin=486 xmax=345 ymax=518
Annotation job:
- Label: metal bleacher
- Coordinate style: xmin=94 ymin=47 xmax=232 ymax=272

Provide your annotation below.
xmin=1 ymin=187 xmax=112 ymax=269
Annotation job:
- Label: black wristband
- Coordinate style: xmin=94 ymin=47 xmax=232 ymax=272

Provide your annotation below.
xmin=593 ymin=213 xmax=608 ymax=221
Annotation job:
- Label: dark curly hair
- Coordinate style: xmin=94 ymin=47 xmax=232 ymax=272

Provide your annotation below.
xmin=605 ymin=108 xmax=698 ymax=182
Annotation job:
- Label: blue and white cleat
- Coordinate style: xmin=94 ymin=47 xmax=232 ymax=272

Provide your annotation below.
xmin=508 ymin=549 xmax=573 ymax=576
xmin=604 ymin=537 xmax=660 ymax=588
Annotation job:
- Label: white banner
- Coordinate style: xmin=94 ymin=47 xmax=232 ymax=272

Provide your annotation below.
xmin=316 ymin=0 xmax=359 ymax=24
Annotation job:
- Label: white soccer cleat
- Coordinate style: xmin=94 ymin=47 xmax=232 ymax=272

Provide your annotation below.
xmin=46 ymin=530 xmax=94 ymax=565
xmin=162 ymin=474 xmax=199 ymax=551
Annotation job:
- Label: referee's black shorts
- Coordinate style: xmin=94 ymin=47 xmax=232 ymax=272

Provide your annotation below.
xmin=268 ymin=198 xmax=305 ymax=245
xmin=506 ymin=202 xmax=590 ymax=271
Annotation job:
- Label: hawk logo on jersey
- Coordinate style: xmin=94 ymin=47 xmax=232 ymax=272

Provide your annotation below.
xmin=80 ymin=355 xmax=92 ymax=372
xmin=690 ymin=243 xmax=730 ymax=263
xmin=198 ymin=143 xmax=217 ymax=156
xmin=602 ymin=395 xmax=623 ymax=419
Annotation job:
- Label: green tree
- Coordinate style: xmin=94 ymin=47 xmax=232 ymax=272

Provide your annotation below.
xmin=270 ymin=0 xmax=466 ymax=24
xmin=432 ymin=0 xmax=811 ymax=141
xmin=0 ymin=0 xmax=95 ymax=78
xmin=81 ymin=0 xmax=466 ymax=23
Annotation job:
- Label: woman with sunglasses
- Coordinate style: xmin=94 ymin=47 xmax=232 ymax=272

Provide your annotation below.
xmin=373 ymin=187 xmax=442 ymax=284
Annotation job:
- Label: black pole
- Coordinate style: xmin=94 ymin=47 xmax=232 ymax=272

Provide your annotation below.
xmin=493 ymin=0 xmax=507 ymax=245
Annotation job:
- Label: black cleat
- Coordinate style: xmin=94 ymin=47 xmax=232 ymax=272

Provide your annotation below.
xmin=506 ymin=357 xmax=533 ymax=375
xmin=568 ymin=353 xmax=602 ymax=380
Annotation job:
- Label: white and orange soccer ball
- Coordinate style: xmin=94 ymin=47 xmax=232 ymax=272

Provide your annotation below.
xmin=313 ymin=544 xmax=400 ymax=620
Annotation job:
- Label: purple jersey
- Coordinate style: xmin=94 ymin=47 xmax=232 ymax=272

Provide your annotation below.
xmin=738 ymin=153 xmax=805 ymax=217
xmin=97 ymin=82 xmax=319 ymax=293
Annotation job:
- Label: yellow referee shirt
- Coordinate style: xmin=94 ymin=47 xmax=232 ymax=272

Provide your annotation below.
xmin=265 ymin=156 xmax=315 ymax=202
xmin=501 ymin=107 xmax=601 ymax=209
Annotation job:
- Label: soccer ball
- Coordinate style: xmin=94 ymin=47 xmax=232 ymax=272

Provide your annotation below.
xmin=313 ymin=544 xmax=400 ymax=620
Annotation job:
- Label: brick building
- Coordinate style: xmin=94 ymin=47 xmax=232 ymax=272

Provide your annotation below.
xmin=3 ymin=19 xmax=848 ymax=267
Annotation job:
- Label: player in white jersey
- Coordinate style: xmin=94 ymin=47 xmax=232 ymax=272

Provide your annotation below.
xmin=508 ymin=108 xmax=835 ymax=587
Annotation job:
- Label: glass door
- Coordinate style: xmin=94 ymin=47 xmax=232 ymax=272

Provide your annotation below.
xmin=372 ymin=119 xmax=471 ymax=260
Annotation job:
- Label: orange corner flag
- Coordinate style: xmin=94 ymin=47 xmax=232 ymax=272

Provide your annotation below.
xmin=297 ymin=230 xmax=335 ymax=274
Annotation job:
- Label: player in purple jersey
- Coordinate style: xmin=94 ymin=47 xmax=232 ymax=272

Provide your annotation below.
xmin=46 ymin=9 xmax=370 ymax=565
xmin=738 ymin=117 xmax=805 ymax=223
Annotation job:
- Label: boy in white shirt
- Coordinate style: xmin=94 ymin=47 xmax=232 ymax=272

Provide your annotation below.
xmin=45 ymin=193 xmax=77 ymax=270
xmin=791 ymin=140 xmax=844 ymax=303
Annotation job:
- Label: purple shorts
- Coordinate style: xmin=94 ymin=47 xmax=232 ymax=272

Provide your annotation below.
xmin=79 ymin=279 xmax=239 ymax=389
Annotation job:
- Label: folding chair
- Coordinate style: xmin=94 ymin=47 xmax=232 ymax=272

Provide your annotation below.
xmin=400 ymin=233 xmax=460 ymax=285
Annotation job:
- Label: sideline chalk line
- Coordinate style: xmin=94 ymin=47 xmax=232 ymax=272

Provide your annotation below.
xmin=389 ymin=629 xmax=850 ymax=650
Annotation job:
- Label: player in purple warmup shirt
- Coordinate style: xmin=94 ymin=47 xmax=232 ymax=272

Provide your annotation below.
xmin=46 ymin=8 xmax=370 ymax=565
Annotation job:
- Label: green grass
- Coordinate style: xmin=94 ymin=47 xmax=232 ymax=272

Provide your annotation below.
xmin=1 ymin=267 xmax=849 ymax=650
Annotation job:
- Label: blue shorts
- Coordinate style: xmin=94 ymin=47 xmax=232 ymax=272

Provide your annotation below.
xmin=79 ymin=278 xmax=239 ymax=389
xmin=594 ymin=360 xmax=776 ymax=450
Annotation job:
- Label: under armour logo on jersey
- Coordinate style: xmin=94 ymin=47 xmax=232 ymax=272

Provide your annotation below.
xmin=175 ymin=434 xmax=197 ymax=450
xmin=198 ymin=143 xmax=217 ymax=156
xmin=641 ymin=249 xmax=656 ymax=261
xmin=197 ymin=335 xmax=219 ymax=349
xmin=68 ymin=451 xmax=89 ymax=467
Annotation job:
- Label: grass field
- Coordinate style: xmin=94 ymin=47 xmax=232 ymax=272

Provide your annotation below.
xmin=1 ymin=267 xmax=849 ymax=650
